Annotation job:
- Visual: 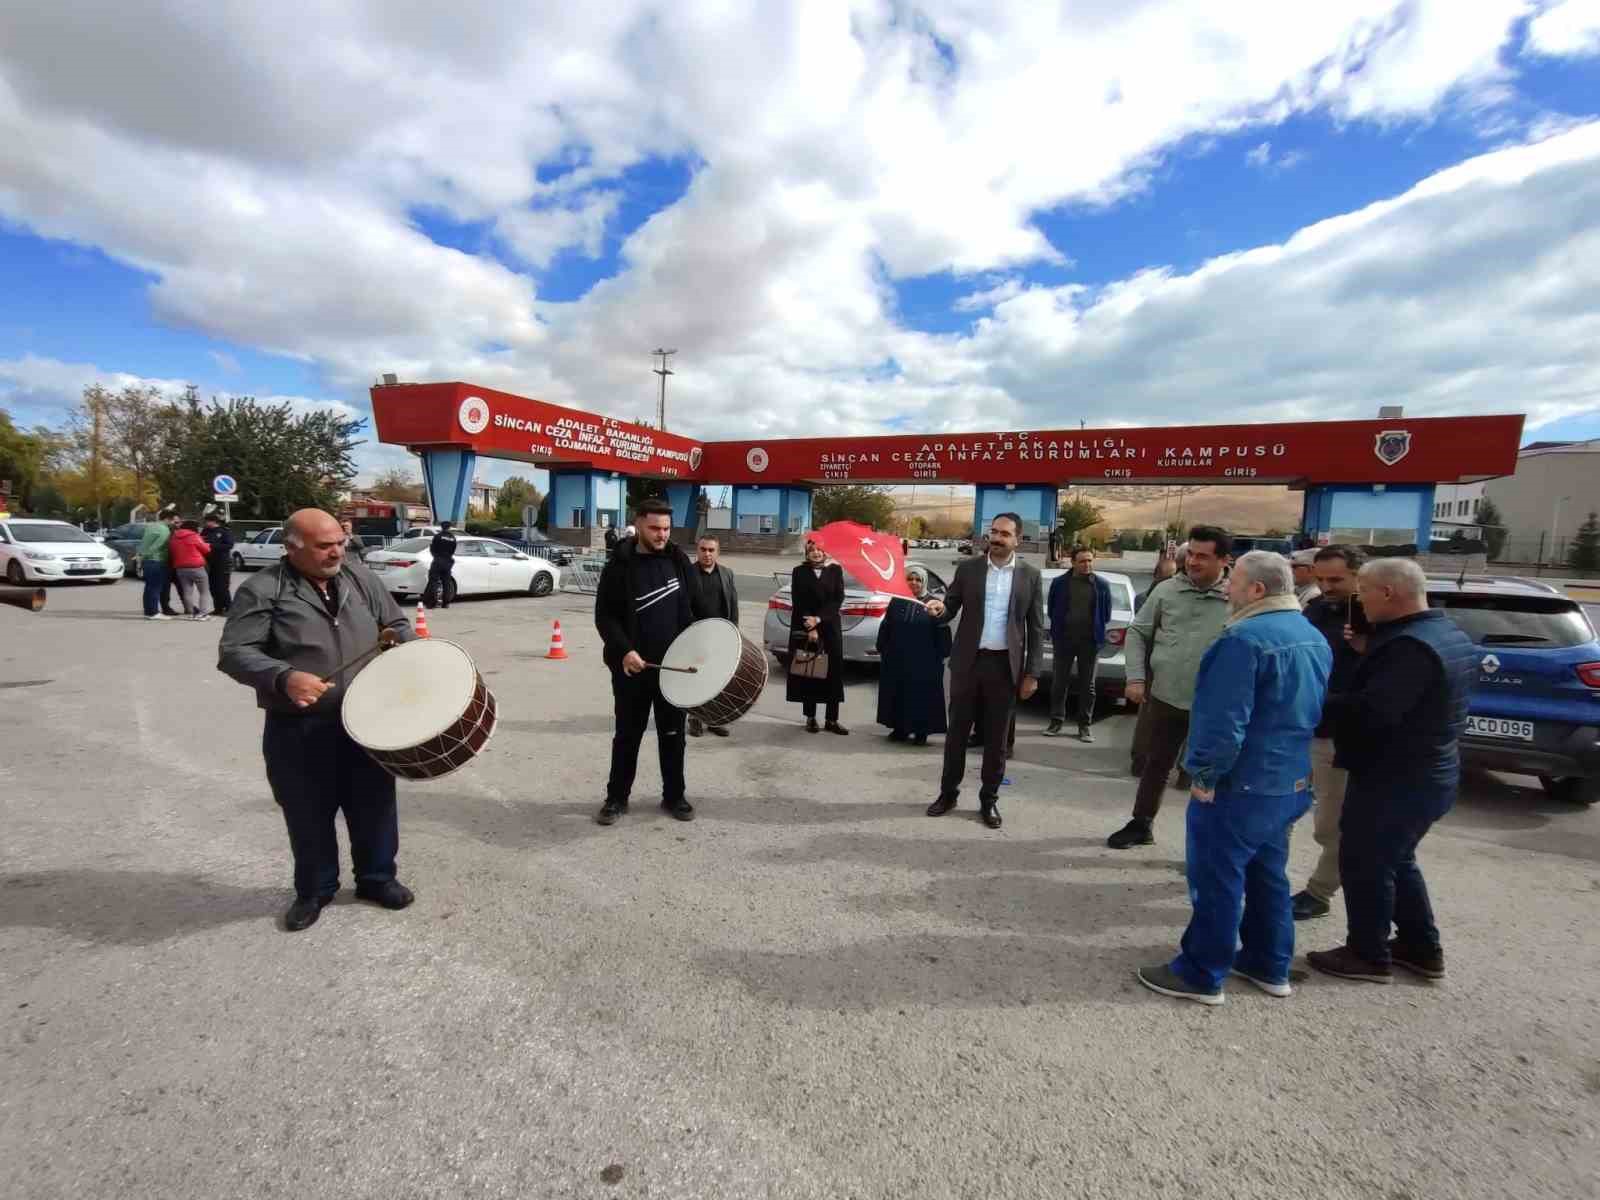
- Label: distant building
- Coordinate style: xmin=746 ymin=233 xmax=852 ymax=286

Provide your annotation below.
xmin=468 ymin=479 xmax=500 ymax=516
xmin=1440 ymin=439 xmax=1600 ymax=563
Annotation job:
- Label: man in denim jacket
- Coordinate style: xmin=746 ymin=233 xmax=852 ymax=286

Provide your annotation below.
xmin=1137 ymin=551 xmax=1331 ymax=1006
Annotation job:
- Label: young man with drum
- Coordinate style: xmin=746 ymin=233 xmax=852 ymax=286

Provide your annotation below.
xmin=219 ymin=508 xmax=416 ymax=932
xmin=687 ymin=534 xmax=739 ymax=738
xmin=594 ymin=498 xmax=712 ymax=825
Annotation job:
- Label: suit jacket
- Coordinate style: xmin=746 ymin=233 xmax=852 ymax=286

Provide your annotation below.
xmin=935 ymin=554 xmax=1045 ymax=684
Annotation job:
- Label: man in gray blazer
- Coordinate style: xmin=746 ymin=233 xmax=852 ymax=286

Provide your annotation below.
xmin=925 ymin=513 xmax=1046 ymax=828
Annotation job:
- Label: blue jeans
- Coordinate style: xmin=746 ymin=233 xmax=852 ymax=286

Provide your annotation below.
xmin=142 ymin=561 xmax=167 ymax=617
xmin=1339 ymin=778 xmax=1448 ymax=964
xmin=1172 ymin=788 xmax=1312 ymax=991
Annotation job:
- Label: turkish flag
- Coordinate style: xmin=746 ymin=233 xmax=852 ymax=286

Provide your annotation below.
xmin=807 ymin=521 xmax=915 ymax=598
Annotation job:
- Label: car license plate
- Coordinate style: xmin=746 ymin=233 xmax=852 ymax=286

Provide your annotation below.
xmin=1466 ymin=715 xmax=1534 ymax=742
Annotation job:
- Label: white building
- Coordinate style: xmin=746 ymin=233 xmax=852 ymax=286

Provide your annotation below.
xmin=1437 ymin=439 xmax=1600 ymax=562
xmin=1430 ymin=478 xmax=1485 ymax=541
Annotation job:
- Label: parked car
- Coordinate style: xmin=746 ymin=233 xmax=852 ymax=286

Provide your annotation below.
xmin=1230 ymin=536 xmax=1295 ymax=557
xmin=104 ymin=521 xmax=156 ymax=578
xmin=363 ymin=536 xmax=561 ymax=604
xmin=489 ymin=527 xmax=573 ymax=566
xmin=1429 ymin=575 xmax=1600 ymax=805
xmin=232 ymin=526 xmax=288 ymax=571
xmin=0 ymin=518 xmax=125 ymax=584
xmin=1038 ymin=568 xmax=1138 ymax=705
xmin=764 ymin=561 xmax=951 ymax=667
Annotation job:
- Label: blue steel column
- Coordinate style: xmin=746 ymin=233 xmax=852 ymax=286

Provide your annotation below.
xmin=419 ymin=448 xmax=477 ymax=526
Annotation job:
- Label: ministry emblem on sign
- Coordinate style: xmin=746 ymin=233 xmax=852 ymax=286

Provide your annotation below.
xmin=1374 ymin=429 xmax=1411 ymax=466
xmin=746 ymin=447 xmax=769 ymax=473
xmin=457 ymin=395 xmax=491 ymax=435
xmin=689 ymin=446 xmax=703 ymax=472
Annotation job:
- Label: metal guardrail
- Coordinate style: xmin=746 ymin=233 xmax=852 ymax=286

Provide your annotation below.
xmin=561 ymin=554 xmax=607 ymax=594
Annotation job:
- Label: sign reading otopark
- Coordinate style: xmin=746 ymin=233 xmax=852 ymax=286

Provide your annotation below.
xmin=370 ymin=381 xmax=1522 ymax=487
xmin=700 ymin=414 xmax=1524 ymax=486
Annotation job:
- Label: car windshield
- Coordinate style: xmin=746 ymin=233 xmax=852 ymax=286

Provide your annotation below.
xmin=7 ymin=522 xmax=97 ymax=544
xmin=385 ymin=538 xmax=432 ymax=553
xmin=1432 ymin=594 xmax=1596 ymax=648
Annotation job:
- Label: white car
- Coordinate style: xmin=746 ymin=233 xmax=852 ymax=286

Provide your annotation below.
xmin=232 ymin=526 xmax=288 ymax=571
xmin=363 ymin=536 xmax=561 ymax=603
xmin=0 ymin=518 xmax=126 ymax=584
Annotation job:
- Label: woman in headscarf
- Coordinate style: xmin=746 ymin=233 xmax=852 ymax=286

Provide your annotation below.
xmin=874 ymin=565 xmax=950 ymax=744
xmin=787 ymin=537 xmax=848 ymax=734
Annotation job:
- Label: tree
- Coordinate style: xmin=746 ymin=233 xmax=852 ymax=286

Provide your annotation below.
xmin=494 ymin=475 xmax=543 ymax=526
xmin=0 ymin=409 xmax=59 ymax=510
xmin=535 ymin=494 xmax=549 ymax=531
xmin=1057 ymin=494 xmax=1105 ymax=544
xmin=1476 ymin=496 xmax=1508 ymax=560
xmin=369 ymin=467 xmax=427 ymax=503
xmin=812 ymin=484 xmax=896 ymax=529
xmin=1568 ymin=512 xmax=1600 ymax=571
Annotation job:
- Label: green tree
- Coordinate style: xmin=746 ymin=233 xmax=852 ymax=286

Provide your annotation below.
xmin=0 ymin=409 xmax=59 ymax=510
xmin=535 ymin=494 xmax=549 ymax=532
xmin=369 ymin=467 xmax=427 ymax=503
xmin=1476 ymin=496 xmax=1508 ymax=560
xmin=493 ymin=475 xmax=543 ymax=526
xmin=812 ymin=484 xmax=896 ymax=529
xmin=1057 ymin=494 xmax=1104 ymax=544
xmin=1568 ymin=511 xmax=1600 ymax=571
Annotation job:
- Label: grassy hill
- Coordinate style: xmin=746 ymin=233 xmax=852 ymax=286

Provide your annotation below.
xmin=891 ymin=484 xmax=1302 ymax=534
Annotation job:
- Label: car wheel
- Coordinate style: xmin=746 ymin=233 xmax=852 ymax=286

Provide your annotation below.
xmin=528 ymin=572 xmax=554 ymax=597
xmin=231 ymin=552 xmax=245 ymax=570
xmin=5 ymin=559 xmax=27 ymax=585
xmin=1538 ymin=775 xmax=1600 ymax=806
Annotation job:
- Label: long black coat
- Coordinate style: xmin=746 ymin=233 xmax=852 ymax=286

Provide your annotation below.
xmin=875 ymin=596 xmax=950 ymax=734
xmin=786 ymin=562 xmax=845 ymax=704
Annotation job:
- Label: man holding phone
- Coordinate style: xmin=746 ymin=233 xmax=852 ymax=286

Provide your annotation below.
xmin=1290 ymin=545 xmax=1367 ymax=919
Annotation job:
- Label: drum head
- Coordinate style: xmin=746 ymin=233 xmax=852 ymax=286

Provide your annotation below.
xmin=342 ymin=639 xmax=478 ymax=752
xmin=659 ymin=619 xmax=742 ymax=708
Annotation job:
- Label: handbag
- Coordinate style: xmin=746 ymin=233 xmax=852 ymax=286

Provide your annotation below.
xmin=791 ymin=631 xmax=830 ymax=680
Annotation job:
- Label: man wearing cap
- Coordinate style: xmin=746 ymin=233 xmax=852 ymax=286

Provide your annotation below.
xmin=1290 ymin=549 xmax=1321 ymax=609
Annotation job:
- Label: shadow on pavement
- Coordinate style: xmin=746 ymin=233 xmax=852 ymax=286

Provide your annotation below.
xmin=846 ymin=872 xmax=1185 ymax=940
xmin=751 ymin=831 xmax=1128 ymax=874
xmin=0 ymin=870 xmax=281 ymax=944
xmin=406 ymin=793 xmax=608 ymax=850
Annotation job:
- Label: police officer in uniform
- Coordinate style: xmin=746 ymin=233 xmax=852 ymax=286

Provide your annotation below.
xmin=428 ymin=521 xmax=458 ymax=608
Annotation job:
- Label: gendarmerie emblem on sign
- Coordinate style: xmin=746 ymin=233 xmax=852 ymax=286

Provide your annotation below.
xmin=1374 ymin=429 xmax=1411 ymax=466
xmin=688 ymin=446 xmax=703 ymax=472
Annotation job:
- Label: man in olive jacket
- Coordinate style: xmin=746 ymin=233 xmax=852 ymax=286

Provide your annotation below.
xmin=219 ymin=509 xmax=415 ymax=932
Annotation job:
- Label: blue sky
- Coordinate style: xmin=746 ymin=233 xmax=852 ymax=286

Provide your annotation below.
xmin=3 ymin=2 xmax=1599 ymax=482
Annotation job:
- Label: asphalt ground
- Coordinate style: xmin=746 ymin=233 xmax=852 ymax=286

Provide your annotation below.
xmin=2 ymin=575 xmax=1597 ymax=1200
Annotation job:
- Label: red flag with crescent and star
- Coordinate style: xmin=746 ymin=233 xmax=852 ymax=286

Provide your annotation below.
xmin=807 ymin=521 xmax=915 ymax=598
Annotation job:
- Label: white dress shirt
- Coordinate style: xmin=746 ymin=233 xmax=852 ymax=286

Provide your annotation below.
xmin=978 ymin=554 xmax=1016 ymax=650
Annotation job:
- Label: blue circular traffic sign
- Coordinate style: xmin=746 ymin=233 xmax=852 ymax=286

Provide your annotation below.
xmin=213 ymin=474 xmax=238 ymax=496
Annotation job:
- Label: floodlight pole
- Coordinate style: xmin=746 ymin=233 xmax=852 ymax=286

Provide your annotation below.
xmin=652 ymin=348 xmax=677 ymax=431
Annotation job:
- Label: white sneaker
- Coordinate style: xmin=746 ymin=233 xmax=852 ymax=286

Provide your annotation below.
xmin=196 ymin=613 xmax=212 ymax=622
xmin=147 ymin=613 xmax=171 ymax=621
xmin=1230 ymin=967 xmax=1293 ymax=998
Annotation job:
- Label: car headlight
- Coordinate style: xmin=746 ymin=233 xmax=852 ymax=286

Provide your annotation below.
xmin=21 ymin=550 xmax=56 ymax=561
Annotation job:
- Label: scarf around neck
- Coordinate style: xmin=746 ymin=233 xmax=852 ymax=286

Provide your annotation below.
xmin=1224 ymin=592 xmax=1303 ymax=628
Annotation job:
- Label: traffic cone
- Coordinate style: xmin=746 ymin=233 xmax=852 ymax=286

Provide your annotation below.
xmin=415 ymin=600 xmax=430 ymax=639
xmin=547 ymin=619 xmax=568 ymax=660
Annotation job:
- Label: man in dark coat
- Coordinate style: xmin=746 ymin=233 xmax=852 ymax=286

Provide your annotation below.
xmin=924 ymin=513 xmax=1045 ymax=830
xmin=687 ymin=534 xmax=739 ymax=738
xmin=875 ymin=565 xmax=950 ymax=744
xmin=427 ymin=521 xmax=457 ymax=607
xmin=593 ymin=500 xmax=711 ymax=824
xmin=200 ymin=513 xmax=235 ymax=615
xmin=1307 ymin=557 xmax=1476 ymax=985
xmin=1044 ymin=545 xmax=1113 ymax=742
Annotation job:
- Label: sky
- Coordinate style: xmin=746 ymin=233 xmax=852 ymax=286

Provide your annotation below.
xmin=2 ymin=0 xmax=1599 ymax=491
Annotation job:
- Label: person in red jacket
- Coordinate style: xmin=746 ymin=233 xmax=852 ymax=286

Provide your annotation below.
xmin=168 ymin=519 xmax=213 ymax=620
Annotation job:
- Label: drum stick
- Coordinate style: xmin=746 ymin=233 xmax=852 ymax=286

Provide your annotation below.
xmin=320 ymin=630 xmax=400 ymax=683
xmin=643 ymin=662 xmax=699 ymax=674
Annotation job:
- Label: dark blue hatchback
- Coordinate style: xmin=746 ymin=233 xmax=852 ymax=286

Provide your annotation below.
xmin=1429 ymin=576 xmax=1600 ymax=806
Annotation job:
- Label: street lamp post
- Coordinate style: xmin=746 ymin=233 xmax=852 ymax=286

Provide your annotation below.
xmin=652 ymin=348 xmax=676 ymax=431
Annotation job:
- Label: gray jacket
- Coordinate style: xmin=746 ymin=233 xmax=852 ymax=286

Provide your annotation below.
xmin=218 ymin=560 xmax=412 ymax=717
xmin=1123 ymin=571 xmax=1230 ymax=711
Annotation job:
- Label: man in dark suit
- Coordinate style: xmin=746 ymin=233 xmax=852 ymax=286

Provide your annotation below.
xmin=924 ymin=513 xmax=1045 ymax=829
xmin=687 ymin=534 xmax=739 ymax=738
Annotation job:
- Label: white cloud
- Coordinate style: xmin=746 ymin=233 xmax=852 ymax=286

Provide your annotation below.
xmin=1246 ymin=141 xmax=1308 ymax=171
xmin=1245 ymin=142 xmax=1273 ymax=168
xmin=1525 ymin=0 xmax=1600 ymax=57
xmin=954 ymin=278 xmax=1026 ymax=312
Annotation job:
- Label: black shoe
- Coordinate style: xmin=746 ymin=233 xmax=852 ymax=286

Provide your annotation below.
xmin=805 ymin=718 xmax=820 ymax=733
xmin=708 ymin=725 xmax=730 ymax=738
xmin=355 ymin=880 xmax=414 ymax=910
xmin=283 ymin=895 xmax=330 ymax=932
xmin=912 ymin=733 xmax=928 ymax=746
xmin=1137 ymin=963 xmax=1223 ymax=1007
xmin=1388 ymin=938 xmax=1445 ymax=980
xmin=597 ymin=799 xmax=627 ymax=825
xmin=687 ymin=717 xmax=704 ymax=738
xmin=1306 ymin=946 xmax=1392 ymax=984
xmin=926 ymin=795 xmax=958 ymax=817
xmin=1292 ymin=890 xmax=1331 ymax=921
xmin=980 ymin=804 xmax=1002 ymax=830
xmin=1077 ymin=724 xmax=1094 ymax=743
xmin=662 ymin=798 xmax=695 ymax=821
xmin=887 ymin=730 xmax=909 ymax=742
xmin=1042 ymin=720 xmax=1065 ymax=737
xmin=1107 ymin=818 xmax=1153 ymax=849
xmin=825 ymin=721 xmax=850 ymax=736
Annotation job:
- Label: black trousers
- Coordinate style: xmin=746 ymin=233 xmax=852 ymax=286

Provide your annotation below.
xmin=427 ymin=561 xmax=454 ymax=606
xmin=606 ymin=668 xmax=687 ymax=805
xmin=1049 ymin=636 xmax=1099 ymax=724
xmin=802 ymin=700 xmax=840 ymax=722
xmin=207 ymin=564 xmax=232 ymax=614
xmin=1133 ymin=696 xmax=1190 ymax=823
xmin=262 ymin=714 xmax=398 ymax=901
xmin=941 ymin=651 xmax=1015 ymax=806
xmin=1339 ymin=781 xmax=1445 ymax=963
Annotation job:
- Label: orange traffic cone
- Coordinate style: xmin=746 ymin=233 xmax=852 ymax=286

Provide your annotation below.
xmin=547 ymin=619 xmax=568 ymax=660
xmin=415 ymin=600 xmax=430 ymax=639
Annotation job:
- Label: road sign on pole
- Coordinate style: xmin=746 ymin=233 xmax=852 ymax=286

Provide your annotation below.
xmin=523 ymin=503 xmax=539 ymax=527
xmin=213 ymin=474 xmax=238 ymax=497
